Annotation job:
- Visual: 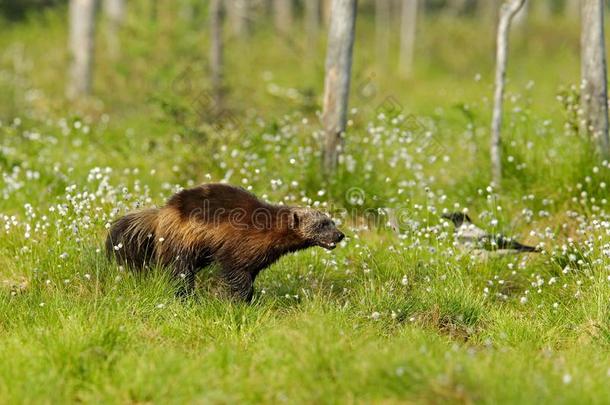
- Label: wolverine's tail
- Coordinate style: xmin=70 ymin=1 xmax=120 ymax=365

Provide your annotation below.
xmin=105 ymin=208 xmax=160 ymax=269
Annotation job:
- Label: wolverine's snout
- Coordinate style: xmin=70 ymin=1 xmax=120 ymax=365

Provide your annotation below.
xmin=318 ymin=230 xmax=345 ymax=250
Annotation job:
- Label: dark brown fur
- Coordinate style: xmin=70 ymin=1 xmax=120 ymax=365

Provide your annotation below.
xmin=106 ymin=183 xmax=344 ymax=301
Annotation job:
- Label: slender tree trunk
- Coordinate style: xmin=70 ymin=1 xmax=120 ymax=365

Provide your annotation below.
xmin=67 ymin=0 xmax=98 ymax=99
xmin=273 ymin=0 xmax=293 ymax=33
xmin=103 ymin=0 xmax=124 ymax=57
xmin=305 ymin=0 xmax=320 ymax=38
xmin=581 ymin=0 xmax=610 ymax=155
xmin=322 ymin=0 xmax=332 ymax=27
xmin=375 ymin=0 xmax=390 ymax=66
xmin=399 ymin=0 xmax=417 ymax=77
xmin=321 ymin=0 xmax=357 ymax=175
xmin=210 ymin=0 xmax=224 ymax=110
xmin=227 ymin=0 xmax=250 ymax=37
xmin=512 ymin=0 xmax=528 ymax=28
xmin=490 ymin=0 xmax=526 ymax=185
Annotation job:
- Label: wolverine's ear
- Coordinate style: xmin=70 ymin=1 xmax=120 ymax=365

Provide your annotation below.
xmin=290 ymin=211 xmax=300 ymax=229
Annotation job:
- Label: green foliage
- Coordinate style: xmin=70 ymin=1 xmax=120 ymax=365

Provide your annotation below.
xmin=0 ymin=4 xmax=608 ymax=403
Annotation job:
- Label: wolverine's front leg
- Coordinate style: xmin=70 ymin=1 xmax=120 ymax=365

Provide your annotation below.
xmin=220 ymin=267 xmax=254 ymax=302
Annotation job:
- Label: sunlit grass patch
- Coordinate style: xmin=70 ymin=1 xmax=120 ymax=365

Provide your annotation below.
xmin=1 ymin=7 xmax=610 ymax=403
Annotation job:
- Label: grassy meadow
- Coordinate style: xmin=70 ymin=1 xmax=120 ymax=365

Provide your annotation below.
xmin=1 ymin=2 xmax=610 ymax=403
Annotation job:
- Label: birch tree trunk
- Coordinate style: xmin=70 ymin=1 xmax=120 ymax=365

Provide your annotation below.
xmin=103 ymin=0 xmax=124 ymax=57
xmin=273 ymin=0 xmax=293 ymax=33
xmin=227 ymin=0 xmax=250 ymax=37
xmin=581 ymin=0 xmax=610 ymax=155
xmin=399 ymin=0 xmax=417 ymax=77
xmin=305 ymin=0 xmax=320 ymax=38
xmin=321 ymin=0 xmax=357 ymax=175
xmin=490 ymin=0 xmax=526 ymax=185
xmin=210 ymin=0 xmax=224 ymax=110
xmin=512 ymin=0 xmax=528 ymax=28
xmin=67 ymin=0 xmax=98 ymax=99
xmin=375 ymin=0 xmax=390 ymax=66
xmin=322 ymin=0 xmax=332 ymax=27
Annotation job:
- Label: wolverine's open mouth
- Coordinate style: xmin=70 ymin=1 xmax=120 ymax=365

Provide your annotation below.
xmin=318 ymin=231 xmax=344 ymax=250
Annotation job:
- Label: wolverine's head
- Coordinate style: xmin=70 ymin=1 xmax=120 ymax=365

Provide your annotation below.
xmin=291 ymin=208 xmax=345 ymax=250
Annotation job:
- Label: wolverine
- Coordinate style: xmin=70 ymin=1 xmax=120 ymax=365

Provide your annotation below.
xmin=105 ymin=183 xmax=345 ymax=301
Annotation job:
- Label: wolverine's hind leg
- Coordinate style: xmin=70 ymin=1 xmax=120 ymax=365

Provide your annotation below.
xmin=172 ymin=258 xmax=197 ymax=298
xmin=173 ymin=254 xmax=214 ymax=298
xmin=175 ymin=270 xmax=196 ymax=298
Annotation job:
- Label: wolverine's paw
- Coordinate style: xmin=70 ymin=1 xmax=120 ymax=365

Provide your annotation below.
xmin=175 ymin=286 xmax=195 ymax=300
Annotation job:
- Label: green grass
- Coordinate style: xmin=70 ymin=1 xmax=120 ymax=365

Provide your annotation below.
xmin=1 ymin=2 xmax=610 ymax=403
